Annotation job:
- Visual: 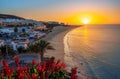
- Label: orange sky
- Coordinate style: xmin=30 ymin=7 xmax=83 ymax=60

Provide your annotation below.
xmin=0 ymin=0 xmax=120 ymax=24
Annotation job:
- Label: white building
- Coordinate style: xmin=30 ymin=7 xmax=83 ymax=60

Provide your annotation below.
xmin=35 ymin=25 xmax=47 ymax=30
xmin=0 ymin=40 xmax=5 ymax=46
xmin=17 ymin=42 xmax=28 ymax=49
xmin=0 ymin=18 xmax=24 ymax=24
xmin=17 ymin=27 xmax=30 ymax=33
xmin=0 ymin=28 xmax=14 ymax=33
xmin=34 ymin=22 xmax=47 ymax=30
xmin=12 ymin=42 xmax=17 ymax=51
xmin=0 ymin=27 xmax=30 ymax=34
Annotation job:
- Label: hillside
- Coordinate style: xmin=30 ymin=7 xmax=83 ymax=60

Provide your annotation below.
xmin=0 ymin=14 xmax=25 ymax=20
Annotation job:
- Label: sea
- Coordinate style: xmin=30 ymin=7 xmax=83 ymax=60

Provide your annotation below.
xmin=64 ymin=24 xmax=120 ymax=79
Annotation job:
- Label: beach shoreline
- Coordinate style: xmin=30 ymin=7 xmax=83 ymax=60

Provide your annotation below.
xmin=43 ymin=25 xmax=91 ymax=79
xmin=42 ymin=26 xmax=77 ymax=61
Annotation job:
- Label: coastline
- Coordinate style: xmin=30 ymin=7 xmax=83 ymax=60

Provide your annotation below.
xmin=64 ymin=27 xmax=97 ymax=79
xmin=42 ymin=26 xmax=77 ymax=61
xmin=43 ymin=26 xmax=90 ymax=79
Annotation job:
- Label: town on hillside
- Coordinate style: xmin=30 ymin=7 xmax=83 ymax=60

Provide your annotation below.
xmin=0 ymin=14 xmax=64 ymax=58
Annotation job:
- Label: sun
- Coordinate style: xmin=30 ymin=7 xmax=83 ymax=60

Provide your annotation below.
xmin=81 ymin=18 xmax=91 ymax=24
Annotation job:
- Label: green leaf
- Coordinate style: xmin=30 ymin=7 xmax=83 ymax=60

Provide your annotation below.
xmin=2 ymin=76 xmax=8 ymax=79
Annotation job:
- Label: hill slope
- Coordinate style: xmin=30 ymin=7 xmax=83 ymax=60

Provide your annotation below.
xmin=0 ymin=14 xmax=25 ymax=20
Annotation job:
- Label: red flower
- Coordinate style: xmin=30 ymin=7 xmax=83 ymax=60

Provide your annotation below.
xmin=0 ymin=74 xmax=2 ymax=79
xmin=43 ymin=61 xmax=46 ymax=67
xmin=32 ymin=74 xmax=38 ymax=79
xmin=60 ymin=62 xmax=66 ymax=69
xmin=14 ymin=56 xmax=19 ymax=67
xmin=0 ymin=56 xmax=77 ymax=79
xmin=11 ymin=67 xmax=14 ymax=73
xmin=19 ymin=73 xmax=24 ymax=79
xmin=37 ymin=63 xmax=42 ymax=71
xmin=17 ymin=67 xmax=23 ymax=73
xmin=71 ymin=67 xmax=77 ymax=79
xmin=6 ymin=69 xmax=12 ymax=77
xmin=2 ymin=60 xmax=8 ymax=67
xmin=42 ymin=61 xmax=46 ymax=71
xmin=56 ymin=59 xmax=61 ymax=64
xmin=23 ymin=67 xmax=28 ymax=73
xmin=32 ymin=59 xmax=36 ymax=65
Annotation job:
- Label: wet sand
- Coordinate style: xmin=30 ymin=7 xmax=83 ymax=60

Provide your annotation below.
xmin=42 ymin=26 xmax=76 ymax=61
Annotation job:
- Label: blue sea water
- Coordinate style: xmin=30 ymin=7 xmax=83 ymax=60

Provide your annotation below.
xmin=64 ymin=24 xmax=120 ymax=79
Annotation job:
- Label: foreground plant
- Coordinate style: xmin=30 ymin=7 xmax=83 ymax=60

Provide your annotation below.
xmin=27 ymin=40 xmax=54 ymax=62
xmin=0 ymin=56 xmax=77 ymax=79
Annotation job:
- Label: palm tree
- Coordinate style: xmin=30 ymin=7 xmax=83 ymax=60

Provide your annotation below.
xmin=17 ymin=47 xmax=27 ymax=53
xmin=0 ymin=45 xmax=15 ymax=58
xmin=27 ymin=44 xmax=38 ymax=53
xmin=0 ymin=45 xmax=6 ymax=57
xmin=27 ymin=40 xmax=54 ymax=62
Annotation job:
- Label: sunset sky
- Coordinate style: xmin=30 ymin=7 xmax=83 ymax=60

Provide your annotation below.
xmin=0 ymin=0 xmax=120 ymax=24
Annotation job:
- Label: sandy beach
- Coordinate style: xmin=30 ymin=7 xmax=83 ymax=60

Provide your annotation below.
xmin=42 ymin=26 xmax=76 ymax=61
xmin=43 ymin=26 xmax=95 ymax=79
xmin=43 ymin=26 xmax=89 ymax=79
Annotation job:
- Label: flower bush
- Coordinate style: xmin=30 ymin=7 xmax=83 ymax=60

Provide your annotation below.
xmin=0 ymin=56 xmax=77 ymax=79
